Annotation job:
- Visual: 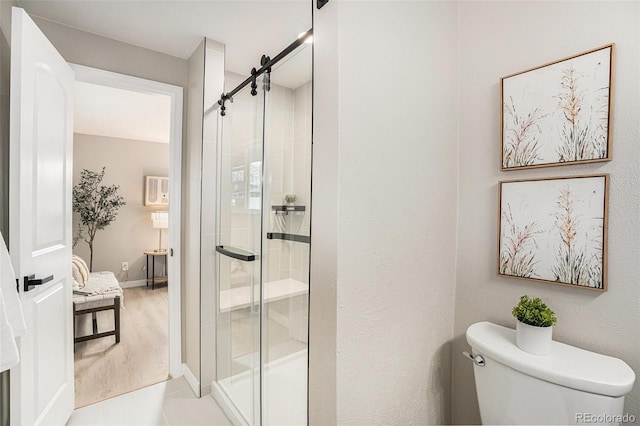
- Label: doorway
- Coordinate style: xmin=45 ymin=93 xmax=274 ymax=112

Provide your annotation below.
xmin=70 ymin=64 xmax=182 ymax=407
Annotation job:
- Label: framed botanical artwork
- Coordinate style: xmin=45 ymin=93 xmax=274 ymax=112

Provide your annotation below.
xmin=498 ymin=174 xmax=608 ymax=291
xmin=145 ymin=176 xmax=169 ymax=206
xmin=501 ymin=44 xmax=614 ymax=170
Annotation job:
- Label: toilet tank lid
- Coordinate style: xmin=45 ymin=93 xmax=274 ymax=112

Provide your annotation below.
xmin=466 ymin=322 xmax=635 ymax=397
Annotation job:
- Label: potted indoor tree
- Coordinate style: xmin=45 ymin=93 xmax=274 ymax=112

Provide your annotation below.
xmin=512 ymin=295 xmax=557 ymax=355
xmin=73 ymin=167 xmax=126 ymax=271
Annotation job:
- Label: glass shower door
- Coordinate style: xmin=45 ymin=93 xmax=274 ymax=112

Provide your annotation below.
xmin=260 ymin=43 xmax=312 ymax=426
xmin=214 ymin=40 xmax=311 ymax=425
xmin=215 ymin=77 xmax=265 ymax=426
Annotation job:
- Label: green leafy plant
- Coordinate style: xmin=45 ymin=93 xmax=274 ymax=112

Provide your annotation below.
xmin=72 ymin=167 xmax=126 ymax=271
xmin=284 ymin=194 xmax=297 ymax=204
xmin=512 ymin=295 xmax=557 ymax=327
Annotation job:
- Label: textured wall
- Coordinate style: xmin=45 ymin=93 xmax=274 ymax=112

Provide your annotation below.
xmin=312 ymin=1 xmax=459 ymax=424
xmin=309 ymin=1 xmax=338 ymax=422
xmin=72 ymin=134 xmax=169 ymax=280
xmin=453 ymin=2 xmax=640 ymax=424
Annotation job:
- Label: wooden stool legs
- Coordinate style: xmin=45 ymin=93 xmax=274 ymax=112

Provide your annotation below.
xmin=73 ymin=295 xmax=121 ymax=346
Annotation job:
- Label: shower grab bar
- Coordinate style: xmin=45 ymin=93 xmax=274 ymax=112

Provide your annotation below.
xmin=266 ymin=233 xmax=310 ymax=244
xmin=215 ymin=245 xmax=257 ymax=262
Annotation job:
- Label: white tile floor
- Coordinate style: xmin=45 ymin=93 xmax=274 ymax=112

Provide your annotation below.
xmin=66 ymin=377 xmax=232 ymax=426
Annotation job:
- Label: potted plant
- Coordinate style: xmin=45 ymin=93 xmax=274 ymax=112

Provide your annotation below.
xmin=284 ymin=194 xmax=297 ymax=206
xmin=73 ymin=167 xmax=126 ymax=271
xmin=512 ymin=295 xmax=557 ymax=355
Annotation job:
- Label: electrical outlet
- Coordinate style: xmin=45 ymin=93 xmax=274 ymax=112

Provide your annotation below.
xmin=122 ymin=262 xmax=129 ymax=271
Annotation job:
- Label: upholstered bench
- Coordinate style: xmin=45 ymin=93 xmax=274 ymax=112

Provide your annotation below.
xmin=72 ymin=271 xmax=123 ymax=347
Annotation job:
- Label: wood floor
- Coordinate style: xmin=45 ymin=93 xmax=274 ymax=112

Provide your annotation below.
xmin=73 ymin=285 xmax=169 ymax=408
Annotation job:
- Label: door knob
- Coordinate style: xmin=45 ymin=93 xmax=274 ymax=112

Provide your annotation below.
xmin=24 ymin=274 xmax=53 ymax=292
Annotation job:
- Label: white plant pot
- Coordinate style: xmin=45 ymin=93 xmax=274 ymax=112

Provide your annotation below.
xmin=516 ymin=321 xmax=553 ymax=356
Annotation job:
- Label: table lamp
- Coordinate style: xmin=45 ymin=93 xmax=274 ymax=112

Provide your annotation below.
xmin=151 ymin=211 xmax=168 ymax=252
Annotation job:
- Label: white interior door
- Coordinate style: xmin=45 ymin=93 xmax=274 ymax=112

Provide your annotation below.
xmin=9 ymin=7 xmax=74 ymax=425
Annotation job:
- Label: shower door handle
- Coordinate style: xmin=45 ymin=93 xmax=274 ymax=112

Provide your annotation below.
xmin=266 ymin=233 xmax=310 ymax=244
xmin=215 ymin=245 xmax=257 ymax=262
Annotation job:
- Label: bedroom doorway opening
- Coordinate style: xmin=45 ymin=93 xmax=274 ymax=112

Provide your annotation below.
xmin=69 ymin=65 xmax=182 ymax=408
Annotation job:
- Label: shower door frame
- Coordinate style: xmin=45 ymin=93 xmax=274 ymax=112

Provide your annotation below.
xmin=214 ymin=73 xmax=266 ymax=426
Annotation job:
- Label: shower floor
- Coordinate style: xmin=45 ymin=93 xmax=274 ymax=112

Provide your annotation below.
xmin=218 ymin=349 xmax=308 ymax=425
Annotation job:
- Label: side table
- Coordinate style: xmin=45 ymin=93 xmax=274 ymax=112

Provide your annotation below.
xmin=144 ymin=250 xmax=168 ymax=290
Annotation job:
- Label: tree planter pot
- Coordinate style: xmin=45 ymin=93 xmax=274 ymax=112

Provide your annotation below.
xmin=516 ymin=321 xmax=553 ymax=355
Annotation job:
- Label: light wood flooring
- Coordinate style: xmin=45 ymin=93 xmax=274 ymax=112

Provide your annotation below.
xmin=74 ymin=286 xmax=169 ymax=408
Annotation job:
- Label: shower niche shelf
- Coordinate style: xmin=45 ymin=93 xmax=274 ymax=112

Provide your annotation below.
xmin=270 ymin=205 xmax=309 ymax=243
xmin=272 ymin=205 xmax=305 ymax=214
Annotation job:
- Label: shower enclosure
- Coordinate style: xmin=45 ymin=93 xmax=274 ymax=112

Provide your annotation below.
xmin=209 ymin=35 xmax=312 ymax=425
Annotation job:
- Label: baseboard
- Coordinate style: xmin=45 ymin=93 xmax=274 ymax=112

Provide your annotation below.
xmin=212 ymin=382 xmax=248 ymax=426
xmin=182 ymin=363 xmax=200 ymax=397
xmin=119 ymin=279 xmax=147 ymax=289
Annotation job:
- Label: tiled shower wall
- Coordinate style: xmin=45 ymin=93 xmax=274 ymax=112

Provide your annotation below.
xmin=218 ymin=72 xmax=311 ymax=287
xmin=263 ymin=80 xmax=312 ymax=286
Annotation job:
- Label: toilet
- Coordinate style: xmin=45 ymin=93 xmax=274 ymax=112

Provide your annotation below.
xmin=465 ymin=322 xmax=636 ymax=425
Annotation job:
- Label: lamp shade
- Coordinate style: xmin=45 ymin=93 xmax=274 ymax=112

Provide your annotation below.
xmin=151 ymin=211 xmax=168 ymax=229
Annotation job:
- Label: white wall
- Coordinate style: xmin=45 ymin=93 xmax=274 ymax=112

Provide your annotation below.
xmin=31 ymin=16 xmax=187 ymax=89
xmin=183 ymin=39 xmax=205 ymax=391
xmin=72 ymin=134 xmax=169 ymax=280
xmin=183 ymin=36 xmax=225 ymax=396
xmin=313 ymin=1 xmax=459 ymax=424
xmin=453 ymin=2 xmax=640 ymax=424
xmin=309 ymin=2 xmax=338 ymax=421
xmin=200 ymin=38 xmax=225 ymax=395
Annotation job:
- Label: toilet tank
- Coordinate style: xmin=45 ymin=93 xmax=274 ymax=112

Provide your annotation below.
xmin=466 ymin=322 xmax=635 ymax=425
